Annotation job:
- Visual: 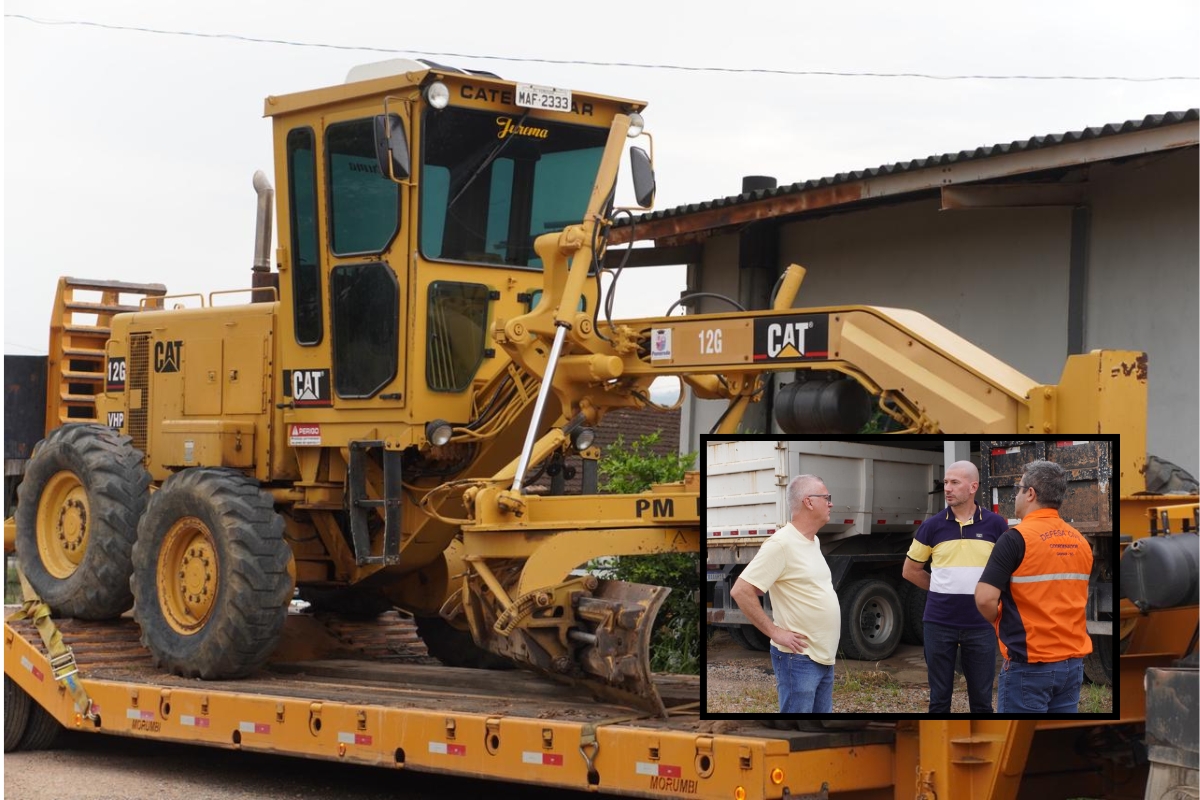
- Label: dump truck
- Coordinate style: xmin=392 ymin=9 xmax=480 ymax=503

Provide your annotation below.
xmin=6 ymin=57 xmax=1198 ymax=798
xmin=706 ymin=439 xmax=945 ymax=659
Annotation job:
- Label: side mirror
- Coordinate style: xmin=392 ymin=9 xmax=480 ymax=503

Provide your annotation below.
xmin=629 ymin=146 xmax=656 ymax=209
xmin=373 ymin=114 xmax=411 ymax=181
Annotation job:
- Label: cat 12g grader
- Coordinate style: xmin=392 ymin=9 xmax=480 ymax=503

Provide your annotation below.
xmin=7 ymin=58 xmax=1162 ymax=721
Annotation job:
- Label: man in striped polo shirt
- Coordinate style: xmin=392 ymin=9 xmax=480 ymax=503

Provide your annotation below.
xmin=903 ymin=461 xmax=1008 ymax=713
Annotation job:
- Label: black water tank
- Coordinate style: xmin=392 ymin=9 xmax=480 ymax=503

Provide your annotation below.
xmin=774 ymin=378 xmax=871 ymax=434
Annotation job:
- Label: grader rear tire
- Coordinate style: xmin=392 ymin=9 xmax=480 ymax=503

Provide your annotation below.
xmin=15 ymin=424 xmax=150 ymax=619
xmin=131 ymin=468 xmax=291 ymax=679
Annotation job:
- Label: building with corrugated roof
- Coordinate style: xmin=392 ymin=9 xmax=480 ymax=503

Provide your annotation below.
xmin=611 ymin=110 xmax=1199 ymax=470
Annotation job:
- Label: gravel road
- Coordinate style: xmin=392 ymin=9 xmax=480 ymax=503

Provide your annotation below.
xmin=4 ymin=731 xmax=592 ymax=800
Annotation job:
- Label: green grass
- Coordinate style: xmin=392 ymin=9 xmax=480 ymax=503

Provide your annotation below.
xmin=1078 ymin=682 xmax=1113 ymax=714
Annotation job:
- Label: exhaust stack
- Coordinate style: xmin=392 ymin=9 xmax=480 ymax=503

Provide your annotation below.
xmin=251 ymin=170 xmax=277 ymax=302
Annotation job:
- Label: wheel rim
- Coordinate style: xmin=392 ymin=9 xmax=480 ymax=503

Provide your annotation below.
xmin=157 ymin=516 xmax=219 ymax=635
xmin=36 ymin=470 xmax=90 ymax=579
xmin=858 ymin=594 xmax=896 ymax=643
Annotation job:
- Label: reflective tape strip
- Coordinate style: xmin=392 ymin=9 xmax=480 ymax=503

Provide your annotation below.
xmin=636 ymin=762 xmax=682 ymax=777
xmin=20 ymin=656 xmax=44 ymax=682
xmin=429 ymin=742 xmax=467 ymax=756
xmin=339 ymin=732 xmax=372 ymax=745
xmin=180 ymin=715 xmax=210 ymax=728
xmin=522 ymin=751 xmax=564 ymax=766
xmin=126 ymin=709 xmax=155 ymax=721
xmin=1011 ymin=573 xmax=1090 ymax=583
xmin=239 ymin=721 xmax=271 ymax=734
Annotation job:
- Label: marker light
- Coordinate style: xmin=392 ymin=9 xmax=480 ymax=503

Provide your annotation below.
xmin=626 ymin=111 xmax=644 ymax=137
xmin=425 ymin=81 xmax=450 ymax=109
xmin=425 ymin=419 xmax=453 ymax=446
xmin=771 ymin=767 xmax=785 ymax=785
xmin=570 ymin=426 xmax=597 ymax=452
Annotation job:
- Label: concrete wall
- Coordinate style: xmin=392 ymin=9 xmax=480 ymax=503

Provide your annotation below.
xmin=683 ymin=147 xmax=1199 ymax=473
xmin=1086 ymin=149 xmax=1198 ymax=471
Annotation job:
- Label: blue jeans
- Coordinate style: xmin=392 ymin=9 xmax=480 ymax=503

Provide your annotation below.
xmin=924 ymin=621 xmax=997 ymax=713
xmin=997 ymin=657 xmax=1084 ymax=713
xmin=770 ymin=647 xmax=833 ymax=713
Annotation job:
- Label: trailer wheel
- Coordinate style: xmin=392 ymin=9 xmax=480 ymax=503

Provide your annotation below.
xmin=1083 ymin=633 xmax=1113 ymax=685
xmin=900 ymin=584 xmax=927 ymax=645
xmin=16 ymin=424 xmax=150 ymax=619
xmin=728 ymin=624 xmax=771 ymax=651
xmin=17 ymin=700 xmax=61 ymax=751
xmin=4 ymin=676 xmax=31 ymax=752
xmin=415 ymin=615 xmax=515 ymax=670
xmin=838 ymin=579 xmax=903 ymax=661
xmin=131 ymin=468 xmax=291 ymax=679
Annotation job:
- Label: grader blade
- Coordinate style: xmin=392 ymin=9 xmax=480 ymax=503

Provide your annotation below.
xmin=568 ymin=579 xmax=670 ymax=716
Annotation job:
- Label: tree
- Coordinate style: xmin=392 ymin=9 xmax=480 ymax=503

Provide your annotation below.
xmin=598 ymin=432 xmax=699 ymax=674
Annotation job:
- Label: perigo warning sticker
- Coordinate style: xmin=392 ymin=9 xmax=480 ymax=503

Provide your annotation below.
xmin=288 ymin=423 xmax=321 ymax=446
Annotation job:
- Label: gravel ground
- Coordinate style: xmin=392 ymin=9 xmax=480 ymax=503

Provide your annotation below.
xmin=706 ymin=630 xmax=1112 ymax=714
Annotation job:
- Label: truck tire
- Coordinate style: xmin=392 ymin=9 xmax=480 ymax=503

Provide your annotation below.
xmin=1083 ymin=633 xmax=1113 ymax=685
xmin=16 ymin=424 xmax=150 ymax=619
xmin=17 ymin=700 xmax=61 ymax=751
xmin=4 ymin=676 xmax=31 ymax=752
xmin=839 ymin=579 xmax=903 ymax=661
xmin=728 ymin=624 xmax=771 ymax=651
xmin=415 ymin=615 xmax=515 ymax=670
xmin=900 ymin=584 xmax=927 ymax=645
xmin=131 ymin=468 xmax=292 ymax=679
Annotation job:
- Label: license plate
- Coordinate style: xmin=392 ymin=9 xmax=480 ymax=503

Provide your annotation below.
xmin=515 ymin=83 xmax=572 ymax=113
xmin=706 ymin=572 xmax=724 ymax=582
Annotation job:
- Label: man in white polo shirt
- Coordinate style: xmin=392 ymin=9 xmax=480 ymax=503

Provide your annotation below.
xmin=730 ymin=474 xmax=842 ymax=713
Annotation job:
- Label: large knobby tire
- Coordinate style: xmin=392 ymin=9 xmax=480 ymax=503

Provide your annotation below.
xmin=131 ymin=468 xmax=291 ymax=679
xmin=1084 ymin=633 xmax=1113 ymax=685
xmin=4 ymin=676 xmax=31 ymax=752
xmin=415 ymin=615 xmax=515 ymax=670
xmin=728 ymin=624 xmax=771 ymax=651
xmin=900 ymin=583 xmax=927 ymax=646
xmin=839 ymin=579 xmax=904 ymax=661
xmin=15 ymin=424 xmax=150 ymax=619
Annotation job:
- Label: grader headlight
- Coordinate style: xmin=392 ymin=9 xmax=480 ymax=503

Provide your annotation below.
xmin=626 ymin=111 xmax=645 ymax=137
xmin=425 ymin=80 xmax=450 ymax=109
xmin=425 ymin=419 xmax=453 ymax=446
xmin=570 ymin=426 xmax=596 ymax=452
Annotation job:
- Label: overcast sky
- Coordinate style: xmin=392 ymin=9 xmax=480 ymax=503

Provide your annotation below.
xmin=4 ymin=1 xmax=1198 ymax=355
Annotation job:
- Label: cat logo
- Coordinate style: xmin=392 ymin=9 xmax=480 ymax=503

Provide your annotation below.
xmin=752 ymin=314 xmax=830 ymax=362
xmin=154 ymin=340 xmax=183 ymax=373
xmin=107 ymin=411 xmax=125 ymax=430
xmin=286 ymin=369 xmax=332 ymax=407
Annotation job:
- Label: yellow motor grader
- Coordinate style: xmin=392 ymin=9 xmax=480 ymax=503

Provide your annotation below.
xmin=9 ymin=59 xmax=1151 ymax=715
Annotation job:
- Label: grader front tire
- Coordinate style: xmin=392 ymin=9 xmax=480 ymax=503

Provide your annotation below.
xmin=131 ymin=468 xmax=291 ymax=679
xmin=15 ymin=424 xmax=150 ymax=619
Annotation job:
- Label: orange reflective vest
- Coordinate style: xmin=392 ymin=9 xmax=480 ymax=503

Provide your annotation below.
xmin=995 ymin=508 xmax=1093 ymax=663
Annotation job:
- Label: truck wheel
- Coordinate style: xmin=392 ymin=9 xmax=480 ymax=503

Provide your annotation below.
xmin=4 ymin=676 xmax=31 ymax=752
xmin=15 ymin=424 xmax=150 ymax=619
xmin=17 ymin=701 xmax=61 ymax=751
xmin=415 ymin=615 xmax=515 ymax=670
xmin=131 ymin=468 xmax=291 ymax=679
xmin=728 ymin=624 xmax=771 ymax=651
xmin=839 ymin=579 xmax=903 ymax=661
xmin=1083 ymin=633 xmax=1113 ymax=685
xmin=900 ymin=584 xmax=927 ymax=645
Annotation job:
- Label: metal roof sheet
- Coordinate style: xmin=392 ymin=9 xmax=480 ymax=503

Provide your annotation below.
xmin=627 ymin=109 xmax=1199 ymax=225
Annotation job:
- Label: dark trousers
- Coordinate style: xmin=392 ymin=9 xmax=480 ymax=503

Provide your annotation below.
xmin=924 ymin=621 xmax=997 ymax=713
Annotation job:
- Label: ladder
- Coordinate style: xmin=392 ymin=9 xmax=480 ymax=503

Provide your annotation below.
xmin=45 ymin=277 xmax=167 ymax=431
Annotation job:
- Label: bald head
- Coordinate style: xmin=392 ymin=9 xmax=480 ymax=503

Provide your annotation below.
xmin=943 ymin=460 xmax=980 ymax=513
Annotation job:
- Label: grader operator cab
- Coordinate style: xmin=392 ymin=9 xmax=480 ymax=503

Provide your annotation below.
xmin=12 ymin=58 xmax=1149 ymax=714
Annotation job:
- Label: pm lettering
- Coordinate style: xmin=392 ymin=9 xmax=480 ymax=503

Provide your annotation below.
xmin=767 ymin=321 xmax=813 ymax=358
xmin=635 ymin=498 xmax=675 ymax=518
xmin=154 ymin=340 xmax=182 ymax=373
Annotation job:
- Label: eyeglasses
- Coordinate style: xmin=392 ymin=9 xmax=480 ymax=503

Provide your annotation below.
xmin=1014 ymin=484 xmax=1028 ymax=494
xmin=806 ymin=494 xmax=833 ymax=504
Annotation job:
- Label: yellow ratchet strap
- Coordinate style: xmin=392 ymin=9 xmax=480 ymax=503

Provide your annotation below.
xmin=7 ymin=569 xmax=96 ymax=719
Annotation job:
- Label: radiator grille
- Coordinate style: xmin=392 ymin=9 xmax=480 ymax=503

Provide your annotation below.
xmin=128 ymin=334 xmax=150 ymax=454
